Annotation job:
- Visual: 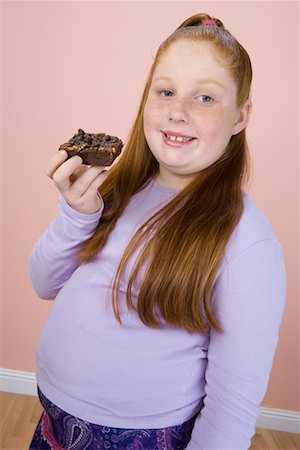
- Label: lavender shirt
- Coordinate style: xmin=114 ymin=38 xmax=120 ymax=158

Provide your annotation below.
xmin=29 ymin=180 xmax=286 ymax=449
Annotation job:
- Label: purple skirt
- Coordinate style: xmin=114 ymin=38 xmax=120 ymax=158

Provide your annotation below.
xmin=29 ymin=387 xmax=197 ymax=450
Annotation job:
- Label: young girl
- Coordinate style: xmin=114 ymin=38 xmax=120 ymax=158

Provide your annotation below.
xmin=29 ymin=13 xmax=286 ymax=450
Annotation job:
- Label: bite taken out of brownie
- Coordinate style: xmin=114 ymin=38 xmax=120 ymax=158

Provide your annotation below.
xmin=59 ymin=129 xmax=123 ymax=166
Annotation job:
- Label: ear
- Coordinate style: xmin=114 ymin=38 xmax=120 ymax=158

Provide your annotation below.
xmin=232 ymin=98 xmax=252 ymax=135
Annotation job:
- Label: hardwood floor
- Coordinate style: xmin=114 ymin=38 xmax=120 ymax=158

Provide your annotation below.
xmin=0 ymin=392 xmax=299 ymax=449
xmin=0 ymin=392 xmax=43 ymax=450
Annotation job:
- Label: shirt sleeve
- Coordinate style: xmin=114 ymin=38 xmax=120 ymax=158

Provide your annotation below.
xmin=186 ymin=238 xmax=286 ymax=450
xmin=29 ymin=196 xmax=103 ymax=300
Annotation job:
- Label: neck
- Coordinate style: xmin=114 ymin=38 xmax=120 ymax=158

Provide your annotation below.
xmin=154 ymin=168 xmax=195 ymax=190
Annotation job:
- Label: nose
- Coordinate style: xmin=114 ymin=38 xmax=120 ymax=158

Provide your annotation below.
xmin=168 ymin=98 xmax=189 ymax=123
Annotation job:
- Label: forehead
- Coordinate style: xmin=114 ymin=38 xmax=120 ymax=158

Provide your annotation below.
xmin=153 ymin=39 xmax=234 ymax=86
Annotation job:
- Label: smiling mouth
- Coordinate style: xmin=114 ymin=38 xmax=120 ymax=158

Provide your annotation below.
xmin=165 ymin=134 xmax=194 ymax=142
xmin=162 ymin=131 xmax=196 ymax=144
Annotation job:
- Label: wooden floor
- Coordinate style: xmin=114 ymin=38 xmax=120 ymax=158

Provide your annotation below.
xmin=0 ymin=392 xmax=299 ymax=449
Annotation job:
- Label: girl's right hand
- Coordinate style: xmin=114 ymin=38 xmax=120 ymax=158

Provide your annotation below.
xmin=45 ymin=150 xmax=109 ymax=214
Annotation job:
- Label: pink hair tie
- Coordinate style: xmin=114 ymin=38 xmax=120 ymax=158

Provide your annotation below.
xmin=202 ymin=19 xmax=217 ymax=25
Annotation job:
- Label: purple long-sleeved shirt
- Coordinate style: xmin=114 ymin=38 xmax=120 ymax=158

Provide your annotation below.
xmin=29 ymin=180 xmax=286 ymax=449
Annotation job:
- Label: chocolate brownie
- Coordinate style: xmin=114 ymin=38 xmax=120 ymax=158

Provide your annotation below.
xmin=59 ymin=129 xmax=123 ymax=166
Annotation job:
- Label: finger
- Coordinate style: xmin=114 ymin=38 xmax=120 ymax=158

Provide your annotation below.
xmin=45 ymin=150 xmax=68 ymax=178
xmin=83 ymin=169 xmax=109 ymax=194
xmin=69 ymin=166 xmax=108 ymax=197
xmin=52 ymin=155 xmax=83 ymax=192
xmin=70 ymin=164 xmax=89 ymax=183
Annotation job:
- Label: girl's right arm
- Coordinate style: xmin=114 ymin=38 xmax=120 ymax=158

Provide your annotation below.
xmin=29 ymin=150 xmax=109 ymax=299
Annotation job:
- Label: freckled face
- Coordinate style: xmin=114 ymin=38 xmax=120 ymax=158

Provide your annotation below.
xmin=143 ymin=40 xmax=244 ymax=188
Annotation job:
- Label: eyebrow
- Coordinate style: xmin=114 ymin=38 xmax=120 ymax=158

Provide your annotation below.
xmin=153 ymin=76 xmax=226 ymax=90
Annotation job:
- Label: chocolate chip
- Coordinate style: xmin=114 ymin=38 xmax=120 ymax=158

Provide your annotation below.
xmin=82 ymin=135 xmax=92 ymax=144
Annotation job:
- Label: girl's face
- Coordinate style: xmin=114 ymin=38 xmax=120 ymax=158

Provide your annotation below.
xmin=143 ymin=39 xmax=251 ymax=188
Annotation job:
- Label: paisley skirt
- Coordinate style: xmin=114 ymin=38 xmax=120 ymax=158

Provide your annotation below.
xmin=29 ymin=387 xmax=197 ymax=450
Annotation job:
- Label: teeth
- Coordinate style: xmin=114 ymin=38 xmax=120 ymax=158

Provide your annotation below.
xmin=166 ymin=134 xmax=193 ymax=142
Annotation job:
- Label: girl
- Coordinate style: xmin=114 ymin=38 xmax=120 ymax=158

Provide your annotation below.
xmin=29 ymin=13 xmax=286 ymax=450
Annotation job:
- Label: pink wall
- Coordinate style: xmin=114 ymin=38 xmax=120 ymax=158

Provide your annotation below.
xmin=1 ymin=1 xmax=299 ymax=412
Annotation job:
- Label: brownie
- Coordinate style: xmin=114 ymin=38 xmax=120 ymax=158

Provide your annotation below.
xmin=59 ymin=129 xmax=123 ymax=166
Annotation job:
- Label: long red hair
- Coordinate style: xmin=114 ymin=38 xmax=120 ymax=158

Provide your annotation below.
xmin=79 ymin=13 xmax=253 ymax=334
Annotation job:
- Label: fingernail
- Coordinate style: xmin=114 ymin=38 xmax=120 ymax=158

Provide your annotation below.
xmin=58 ymin=150 xmax=67 ymax=158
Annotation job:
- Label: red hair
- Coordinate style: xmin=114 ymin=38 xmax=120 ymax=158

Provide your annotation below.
xmin=79 ymin=13 xmax=252 ymax=334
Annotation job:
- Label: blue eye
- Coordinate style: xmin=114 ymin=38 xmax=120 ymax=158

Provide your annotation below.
xmin=159 ymin=90 xmax=174 ymax=97
xmin=199 ymin=95 xmax=214 ymax=103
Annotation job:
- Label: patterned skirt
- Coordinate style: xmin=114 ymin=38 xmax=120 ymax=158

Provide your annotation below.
xmin=29 ymin=387 xmax=197 ymax=450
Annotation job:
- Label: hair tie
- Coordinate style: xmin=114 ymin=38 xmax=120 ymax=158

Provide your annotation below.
xmin=202 ymin=19 xmax=217 ymax=25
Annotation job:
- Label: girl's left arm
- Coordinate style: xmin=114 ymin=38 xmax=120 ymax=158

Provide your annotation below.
xmin=187 ymin=238 xmax=286 ymax=450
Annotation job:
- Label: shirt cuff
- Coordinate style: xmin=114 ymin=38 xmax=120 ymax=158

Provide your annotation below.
xmin=58 ymin=195 xmax=104 ymax=222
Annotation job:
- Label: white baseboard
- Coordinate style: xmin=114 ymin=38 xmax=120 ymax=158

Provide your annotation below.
xmin=0 ymin=367 xmax=38 ymax=397
xmin=0 ymin=368 xmax=299 ymax=434
xmin=256 ymin=406 xmax=300 ymax=434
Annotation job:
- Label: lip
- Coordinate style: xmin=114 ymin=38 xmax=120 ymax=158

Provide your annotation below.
xmin=161 ymin=130 xmax=197 ymax=147
xmin=162 ymin=130 xmax=196 ymax=139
